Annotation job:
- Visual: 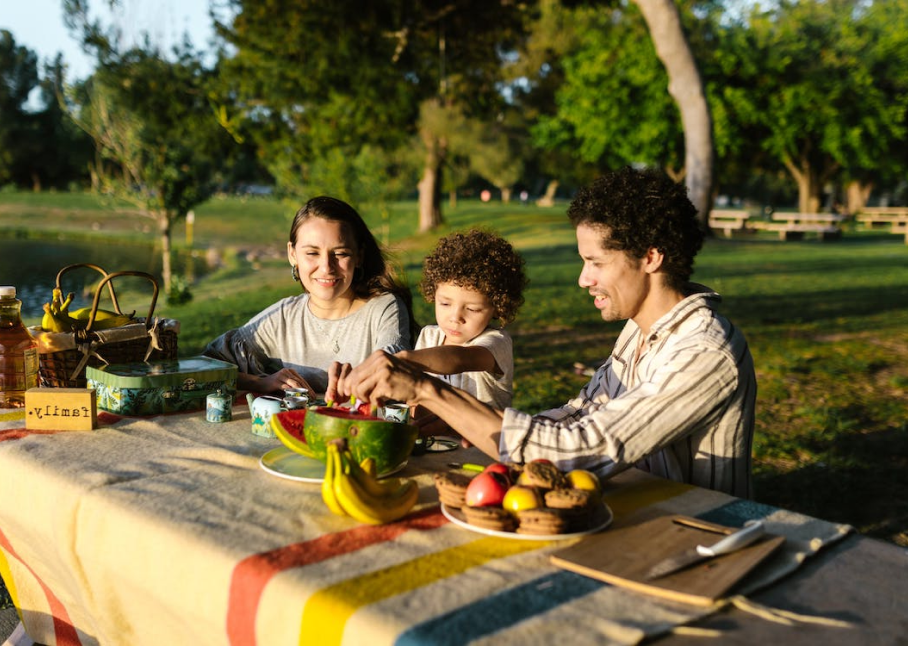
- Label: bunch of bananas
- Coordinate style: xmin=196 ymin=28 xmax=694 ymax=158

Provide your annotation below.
xmin=322 ymin=439 xmax=419 ymax=525
xmin=41 ymin=288 xmax=134 ymax=332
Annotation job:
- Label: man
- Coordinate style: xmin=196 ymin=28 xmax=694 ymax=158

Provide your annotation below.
xmin=331 ymin=167 xmax=756 ymax=497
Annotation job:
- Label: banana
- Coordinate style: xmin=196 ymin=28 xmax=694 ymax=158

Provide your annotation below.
xmin=69 ymin=307 xmax=134 ymax=330
xmin=332 ymin=444 xmax=419 ymax=525
xmin=321 ymin=443 xmax=347 ymax=517
xmin=40 ymin=287 xmax=133 ymax=332
xmin=360 ymin=457 xmax=378 ymax=479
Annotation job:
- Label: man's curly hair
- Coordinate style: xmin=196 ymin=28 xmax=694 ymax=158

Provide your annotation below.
xmin=420 ymin=229 xmax=528 ymax=326
xmin=567 ymin=167 xmax=704 ymax=292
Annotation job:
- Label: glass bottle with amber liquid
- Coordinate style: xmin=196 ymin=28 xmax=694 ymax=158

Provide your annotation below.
xmin=0 ymin=286 xmax=38 ymax=408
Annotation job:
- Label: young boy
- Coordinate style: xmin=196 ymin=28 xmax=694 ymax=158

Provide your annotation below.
xmin=396 ymin=229 xmax=528 ymax=416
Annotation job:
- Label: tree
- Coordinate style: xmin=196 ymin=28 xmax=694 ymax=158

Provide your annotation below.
xmin=0 ymin=30 xmax=39 ymax=186
xmin=215 ymin=0 xmax=530 ymax=230
xmin=634 ymin=0 xmax=713 ymax=220
xmin=521 ymin=0 xmax=714 ymax=223
xmin=63 ymin=47 xmax=232 ymax=294
xmin=719 ymin=0 xmax=908 ymax=213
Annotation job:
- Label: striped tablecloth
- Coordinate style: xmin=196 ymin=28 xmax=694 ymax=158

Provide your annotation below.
xmin=0 ymin=407 xmax=851 ymax=646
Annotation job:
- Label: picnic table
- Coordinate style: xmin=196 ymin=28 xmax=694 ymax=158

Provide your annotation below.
xmin=0 ymin=404 xmax=904 ymax=646
xmin=856 ymin=207 xmax=908 ymax=243
xmin=750 ymin=213 xmax=845 ymax=241
xmin=708 ymin=210 xmax=753 ymax=238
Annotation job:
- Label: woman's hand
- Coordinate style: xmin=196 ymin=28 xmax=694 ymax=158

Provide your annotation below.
xmin=243 ymin=368 xmax=313 ymax=396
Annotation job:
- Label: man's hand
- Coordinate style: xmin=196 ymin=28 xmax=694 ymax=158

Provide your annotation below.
xmin=334 ymin=350 xmax=426 ymax=409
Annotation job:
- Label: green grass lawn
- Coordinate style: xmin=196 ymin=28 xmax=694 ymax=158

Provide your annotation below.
xmin=3 ymin=191 xmax=908 ymax=548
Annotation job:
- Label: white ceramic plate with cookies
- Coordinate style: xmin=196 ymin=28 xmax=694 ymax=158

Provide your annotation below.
xmin=440 ymin=501 xmax=613 ymax=541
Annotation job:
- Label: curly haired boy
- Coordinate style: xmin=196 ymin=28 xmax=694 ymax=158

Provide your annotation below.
xmin=396 ymin=229 xmax=528 ymax=414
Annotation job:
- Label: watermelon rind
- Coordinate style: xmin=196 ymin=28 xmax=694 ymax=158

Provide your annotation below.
xmin=303 ymin=407 xmax=418 ymax=475
xmin=271 ymin=410 xmax=315 ymax=458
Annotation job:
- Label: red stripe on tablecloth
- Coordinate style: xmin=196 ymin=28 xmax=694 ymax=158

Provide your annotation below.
xmin=226 ymin=506 xmax=448 ymax=646
xmin=0 ymin=428 xmax=63 ymax=442
xmin=0 ymin=527 xmax=82 ymax=646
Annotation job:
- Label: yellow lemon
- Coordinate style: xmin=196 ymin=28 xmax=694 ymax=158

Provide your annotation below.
xmin=566 ymin=469 xmax=600 ymax=493
xmin=501 ymin=485 xmax=543 ymax=516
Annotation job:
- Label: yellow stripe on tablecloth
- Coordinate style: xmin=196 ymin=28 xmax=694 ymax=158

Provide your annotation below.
xmin=0 ymin=410 xmax=25 ymax=423
xmin=602 ymin=477 xmax=693 ymax=518
xmin=299 ymin=535 xmax=545 ymax=646
xmin=0 ymin=546 xmax=22 ymax=616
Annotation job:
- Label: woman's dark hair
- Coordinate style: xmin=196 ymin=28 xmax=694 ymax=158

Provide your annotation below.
xmin=290 ymin=196 xmax=417 ymax=335
xmin=567 ymin=167 xmax=704 ymax=292
xmin=420 ymin=228 xmax=528 ymax=326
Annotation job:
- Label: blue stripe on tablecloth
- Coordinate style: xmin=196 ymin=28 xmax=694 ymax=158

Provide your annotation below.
xmin=393 ymin=571 xmax=604 ymax=646
xmin=695 ymin=499 xmax=778 ymax=528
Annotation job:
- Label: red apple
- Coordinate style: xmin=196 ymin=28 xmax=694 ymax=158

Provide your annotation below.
xmin=483 ymin=462 xmax=511 ymax=484
xmin=465 ymin=471 xmax=510 ymax=507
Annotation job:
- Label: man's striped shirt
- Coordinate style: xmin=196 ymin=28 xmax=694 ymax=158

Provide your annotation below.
xmin=499 ymin=287 xmax=756 ymax=498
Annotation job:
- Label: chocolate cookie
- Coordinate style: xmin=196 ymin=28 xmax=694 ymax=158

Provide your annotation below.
xmin=544 ymin=487 xmax=594 ymax=510
xmin=434 ymin=472 xmax=472 ymax=509
xmin=462 ymin=505 xmax=518 ymax=532
xmin=544 ymin=488 xmax=595 ymax=531
xmin=516 ymin=508 xmax=569 ymax=535
xmin=519 ymin=461 xmax=566 ymax=491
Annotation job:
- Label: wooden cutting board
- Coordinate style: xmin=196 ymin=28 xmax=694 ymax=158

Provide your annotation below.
xmin=550 ymin=514 xmax=786 ymax=606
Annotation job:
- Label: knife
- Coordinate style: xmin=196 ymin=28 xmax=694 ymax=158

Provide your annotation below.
xmin=643 ymin=520 xmax=766 ymax=581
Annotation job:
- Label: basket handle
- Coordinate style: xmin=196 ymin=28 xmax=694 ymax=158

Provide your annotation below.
xmin=83 ymin=271 xmax=160 ymax=332
xmin=54 ymin=263 xmax=124 ymax=315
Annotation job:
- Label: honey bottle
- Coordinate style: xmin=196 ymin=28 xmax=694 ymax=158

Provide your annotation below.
xmin=0 ymin=286 xmax=39 ymax=408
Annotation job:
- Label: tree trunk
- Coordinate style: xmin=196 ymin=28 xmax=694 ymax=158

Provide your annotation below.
xmin=536 ymin=179 xmax=559 ymax=207
xmin=500 ymin=187 xmax=512 ymax=203
xmin=783 ymin=155 xmax=826 ymax=213
xmin=158 ymin=213 xmax=173 ymax=296
xmin=634 ymin=0 xmax=714 ymax=230
xmin=846 ymin=180 xmax=872 ymax=215
xmin=417 ymin=131 xmax=445 ymax=232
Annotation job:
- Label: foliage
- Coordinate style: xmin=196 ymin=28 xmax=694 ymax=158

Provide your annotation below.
xmin=717 ymin=0 xmax=908 ymax=211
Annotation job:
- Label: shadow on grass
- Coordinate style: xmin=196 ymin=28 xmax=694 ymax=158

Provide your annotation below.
xmin=755 ymin=424 xmax=908 ymax=544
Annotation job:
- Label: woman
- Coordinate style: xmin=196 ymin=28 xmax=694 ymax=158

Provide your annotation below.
xmin=204 ymin=196 xmax=414 ymax=395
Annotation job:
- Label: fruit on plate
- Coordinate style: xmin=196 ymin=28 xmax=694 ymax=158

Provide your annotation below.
xmin=322 ymin=439 xmax=419 ymax=525
xmin=270 ymin=410 xmax=315 ymax=458
xmin=303 ymin=406 xmax=418 ymax=475
xmin=464 ymin=471 xmax=510 ymax=507
xmin=501 ymin=484 xmax=543 ymax=516
xmin=565 ymin=469 xmax=601 ymax=493
xmin=482 ymin=462 xmax=511 ymax=483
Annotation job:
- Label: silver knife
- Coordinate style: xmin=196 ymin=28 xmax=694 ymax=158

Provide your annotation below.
xmin=644 ymin=520 xmax=766 ymax=580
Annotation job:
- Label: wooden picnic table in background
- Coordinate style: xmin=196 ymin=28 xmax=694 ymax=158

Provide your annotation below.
xmin=856 ymin=206 xmax=908 ymax=243
xmin=708 ymin=210 xmax=753 ymax=238
xmin=749 ymin=213 xmax=845 ymax=241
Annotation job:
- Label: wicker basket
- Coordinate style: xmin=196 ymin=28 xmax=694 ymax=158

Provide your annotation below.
xmin=34 ymin=264 xmax=179 ymax=389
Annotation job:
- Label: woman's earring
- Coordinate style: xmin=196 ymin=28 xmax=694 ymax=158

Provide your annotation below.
xmin=291 ymin=264 xmax=300 ymax=282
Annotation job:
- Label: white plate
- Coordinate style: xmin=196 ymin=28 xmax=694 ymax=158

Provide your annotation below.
xmin=440 ymin=501 xmax=613 ymax=541
xmin=259 ymin=447 xmax=407 ymax=483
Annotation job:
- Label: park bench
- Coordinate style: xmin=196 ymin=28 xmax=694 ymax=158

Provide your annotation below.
xmin=857 ymin=207 xmax=908 ymax=243
xmin=750 ymin=212 xmax=845 ymax=241
xmin=708 ymin=210 xmax=752 ymax=237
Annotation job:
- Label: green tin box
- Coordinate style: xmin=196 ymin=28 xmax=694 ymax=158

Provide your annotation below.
xmin=86 ymin=356 xmax=237 ymax=415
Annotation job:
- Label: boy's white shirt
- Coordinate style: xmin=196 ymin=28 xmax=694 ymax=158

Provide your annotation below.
xmin=414 ymin=325 xmax=514 ymax=409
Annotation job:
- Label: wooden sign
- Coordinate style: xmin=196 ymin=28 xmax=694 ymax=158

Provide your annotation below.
xmin=25 ymin=388 xmax=97 ymax=431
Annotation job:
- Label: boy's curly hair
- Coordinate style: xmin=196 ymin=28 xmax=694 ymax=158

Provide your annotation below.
xmin=567 ymin=166 xmax=704 ymax=292
xmin=420 ymin=229 xmax=528 ymax=326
